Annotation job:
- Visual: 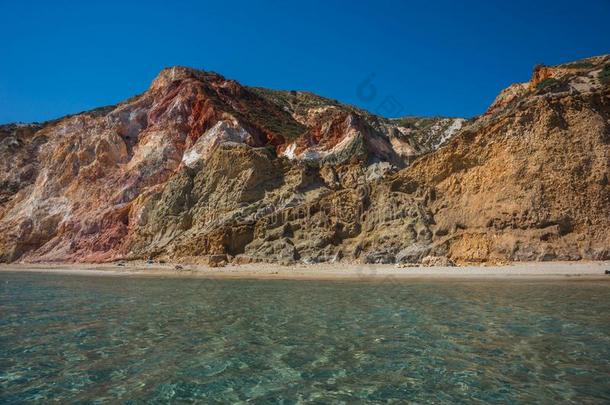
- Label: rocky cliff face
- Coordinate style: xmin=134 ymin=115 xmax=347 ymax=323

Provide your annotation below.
xmin=1 ymin=56 xmax=608 ymax=264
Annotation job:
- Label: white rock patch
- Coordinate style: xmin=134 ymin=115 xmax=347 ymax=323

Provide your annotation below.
xmin=435 ymin=118 xmax=465 ymax=148
xmin=182 ymin=149 xmax=202 ymax=168
xmin=181 ymin=121 xmax=253 ymax=168
xmin=281 ymin=143 xmax=297 ymax=160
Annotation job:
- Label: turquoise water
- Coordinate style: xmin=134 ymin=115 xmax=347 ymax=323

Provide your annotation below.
xmin=0 ymin=273 xmax=609 ymax=404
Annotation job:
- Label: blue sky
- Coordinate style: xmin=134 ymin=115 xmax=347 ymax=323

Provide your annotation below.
xmin=1 ymin=0 xmax=609 ymax=123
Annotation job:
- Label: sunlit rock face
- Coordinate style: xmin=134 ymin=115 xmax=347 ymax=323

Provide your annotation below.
xmin=1 ymin=55 xmax=609 ymax=264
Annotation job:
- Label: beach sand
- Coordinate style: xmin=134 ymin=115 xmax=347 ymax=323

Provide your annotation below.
xmin=1 ymin=261 xmax=609 ymax=281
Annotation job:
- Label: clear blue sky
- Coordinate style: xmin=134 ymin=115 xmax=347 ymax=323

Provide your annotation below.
xmin=1 ymin=0 xmax=609 ymax=124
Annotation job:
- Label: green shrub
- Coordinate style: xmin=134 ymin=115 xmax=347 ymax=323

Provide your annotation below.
xmin=565 ymin=61 xmax=594 ymax=69
xmin=598 ymin=65 xmax=610 ymax=85
xmin=536 ymin=78 xmax=560 ymax=90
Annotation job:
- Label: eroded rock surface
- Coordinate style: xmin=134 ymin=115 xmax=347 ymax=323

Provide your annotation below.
xmin=1 ymin=56 xmax=609 ymax=264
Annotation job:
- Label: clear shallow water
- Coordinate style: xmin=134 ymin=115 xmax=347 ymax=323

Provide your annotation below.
xmin=0 ymin=273 xmax=609 ymax=404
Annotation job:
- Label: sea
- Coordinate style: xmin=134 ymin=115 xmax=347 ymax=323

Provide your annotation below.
xmin=1 ymin=272 xmax=609 ymax=403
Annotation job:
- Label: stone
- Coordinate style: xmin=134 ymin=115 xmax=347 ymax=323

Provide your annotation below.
xmin=363 ymin=252 xmax=395 ymax=264
xmin=396 ymin=244 xmax=430 ymax=263
xmin=421 ymin=256 xmax=455 ymax=267
xmin=207 ymin=255 xmax=228 ymax=268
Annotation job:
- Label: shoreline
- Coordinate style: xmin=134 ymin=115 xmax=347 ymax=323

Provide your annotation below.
xmin=1 ymin=261 xmax=609 ymax=282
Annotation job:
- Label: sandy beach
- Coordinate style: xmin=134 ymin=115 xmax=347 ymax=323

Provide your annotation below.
xmin=1 ymin=261 xmax=609 ymax=281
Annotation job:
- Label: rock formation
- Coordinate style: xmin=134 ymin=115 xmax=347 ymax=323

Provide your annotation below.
xmin=1 ymin=56 xmax=608 ymax=265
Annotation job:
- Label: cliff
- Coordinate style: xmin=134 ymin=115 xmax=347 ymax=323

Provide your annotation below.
xmin=1 ymin=55 xmax=608 ymax=265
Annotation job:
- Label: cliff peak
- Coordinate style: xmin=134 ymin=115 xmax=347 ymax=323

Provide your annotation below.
xmin=150 ymin=66 xmax=225 ymax=90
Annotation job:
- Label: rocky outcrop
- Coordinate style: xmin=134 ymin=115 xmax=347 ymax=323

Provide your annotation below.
xmin=397 ymin=55 xmax=610 ymax=263
xmin=1 ymin=55 xmax=608 ymax=264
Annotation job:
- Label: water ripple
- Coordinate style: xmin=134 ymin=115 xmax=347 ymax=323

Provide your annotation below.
xmin=1 ymin=273 xmax=609 ymax=403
